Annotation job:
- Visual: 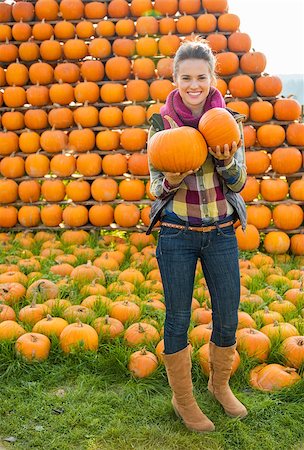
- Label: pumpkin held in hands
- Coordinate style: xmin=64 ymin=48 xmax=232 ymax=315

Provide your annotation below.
xmin=147 ymin=126 xmax=208 ymax=173
xmin=198 ymin=108 xmax=240 ymax=151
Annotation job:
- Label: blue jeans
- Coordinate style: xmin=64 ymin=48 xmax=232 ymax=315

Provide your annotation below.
xmin=156 ymin=217 xmax=240 ymax=354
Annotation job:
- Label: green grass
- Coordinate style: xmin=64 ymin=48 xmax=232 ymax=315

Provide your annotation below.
xmin=0 ymin=340 xmax=303 ymax=450
xmin=0 ymin=242 xmax=304 ymax=449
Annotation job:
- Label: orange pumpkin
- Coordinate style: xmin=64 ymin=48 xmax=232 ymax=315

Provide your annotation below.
xmin=272 ymin=204 xmax=304 ymax=230
xmin=281 ymin=336 xmax=304 ymax=369
xmin=15 ymin=332 xmax=51 ymax=361
xmin=289 ymin=178 xmax=304 ymax=201
xmin=286 ymin=123 xmax=304 ymax=146
xmin=290 ymin=235 xmax=304 ymax=256
xmin=271 ymin=147 xmax=302 ymax=174
xmin=196 ymin=13 xmax=217 ymax=32
xmin=89 ymin=204 xmax=114 ymax=227
xmin=148 ymin=126 xmax=207 ymax=172
xmin=246 ymin=205 xmax=272 ymax=229
xmin=114 ymin=204 xmax=140 ymax=228
xmin=93 ymin=315 xmax=124 ymax=339
xmin=260 ymin=178 xmax=288 ymax=201
xmin=124 ymin=322 xmax=160 ymax=346
xmin=128 ymin=348 xmax=158 ymax=378
xmin=235 ymin=224 xmax=260 ymax=251
xmin=236 ymin=328 xmax=271 ymax=361
xmin=245 ymin=151 xmax=270 ymax=175
xmin=250 ymin=363 xmax=300 ymax=392
xmin=240 ymin=51 xmax=266 ymax=74
xmin=263 ymin=231 xmax=290 ymax=254
xmin=199 ymin=108 xmax=240 ymax=150
xmin=255 ymin=75 xmax=282 ymax=97
xmin=240 ymin=177 xmax=260 ymax=202
xmin=274 ymin=98 xmax=301 ymax=121
xmin=60 ymin=321 xmax=99 ymax=353
xmin=0 ymin=319 xmax=25 ymax=342
xmin=256 ymin=124 xmax=285 ymax=148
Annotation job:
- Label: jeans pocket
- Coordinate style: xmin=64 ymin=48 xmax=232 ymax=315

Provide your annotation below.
xmin=216 ymin=224 xmax=236 ymax=238
xmin=157 ymin=227 xmax=187 ymax=257
xmin=159 ymin=226 xmax=185 ymax=239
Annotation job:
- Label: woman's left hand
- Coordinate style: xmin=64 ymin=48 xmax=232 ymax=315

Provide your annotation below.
xmin=208 ymin=140 xmax=240 ymax=162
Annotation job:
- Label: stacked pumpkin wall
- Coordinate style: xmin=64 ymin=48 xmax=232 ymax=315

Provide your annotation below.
xmin=0 ymin=0 xmax=303 ymax=254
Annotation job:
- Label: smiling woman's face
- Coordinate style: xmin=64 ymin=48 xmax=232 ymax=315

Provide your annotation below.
xmin=174 ymin=58 xmax=212 ymax=116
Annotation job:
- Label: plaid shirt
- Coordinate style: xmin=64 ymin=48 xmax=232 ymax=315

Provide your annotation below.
xmin=148 ymin=117 xmax=246 ymax=225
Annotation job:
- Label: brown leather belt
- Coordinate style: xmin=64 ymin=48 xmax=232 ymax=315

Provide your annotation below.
xmin=161 ymin=220 xmax=234 ymax=233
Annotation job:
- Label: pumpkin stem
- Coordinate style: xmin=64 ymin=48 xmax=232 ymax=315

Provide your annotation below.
xmin=31 ymin=293 xmax=38 ymax=308
xmin=46 ymin=314 xmax=53 ymax=321
xmin=138 ymin=323 xmax=145 ymax=333
xmin=105 ymin=315 xmax=110 ymax=324
xmin=285 ymin=367 xmax=297 ymax=373
xmin=76 ymin=318 xmax=83 ymax=327
xmin=164 ymin=115 xmax=179 ymax=129
xmin=140 ymin=347 xmax=147 ymax=355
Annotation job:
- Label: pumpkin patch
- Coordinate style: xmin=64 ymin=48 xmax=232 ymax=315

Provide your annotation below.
xmin=0 ymin=0 xmax=302 ymax=238
xmin=0 ymin=5 xmax=303 ymax=447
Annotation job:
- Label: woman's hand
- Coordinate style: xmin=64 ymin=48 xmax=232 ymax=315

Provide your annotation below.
xmin=164 ymin=169 xmax=198 ymax=186
xmin=208 ymin=140 xmax=240 ymax=162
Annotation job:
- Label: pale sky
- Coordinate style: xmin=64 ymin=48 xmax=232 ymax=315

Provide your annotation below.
xmin=228 ymin=0 xmax=304 ymax=75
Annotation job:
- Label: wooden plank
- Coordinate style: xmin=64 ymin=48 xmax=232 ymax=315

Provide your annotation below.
xmin=0 ymin=149 xmax=148 ymax=159
xmin=2 ymin=199 xmax=153 ymax=207
xmin=2 ymin=12 xmax=222 ymax=27
xmin=1 ymin=225 xmax=303 ymax=234
xmin=0 ymin=224 xmax=152 ymax=232
xmin=246 ymin=200 xmax=304 ymax=206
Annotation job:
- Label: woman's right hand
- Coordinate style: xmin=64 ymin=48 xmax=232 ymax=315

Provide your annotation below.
xmin=164 ymin=169 xmax=198 ymax=186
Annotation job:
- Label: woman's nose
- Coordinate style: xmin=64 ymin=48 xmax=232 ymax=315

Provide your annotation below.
xmin=189 ymin=79 xmax=199 ymax=88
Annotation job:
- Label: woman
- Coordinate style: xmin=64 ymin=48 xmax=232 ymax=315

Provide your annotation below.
xmin=147 ymin=40 xmax=248 ymax=433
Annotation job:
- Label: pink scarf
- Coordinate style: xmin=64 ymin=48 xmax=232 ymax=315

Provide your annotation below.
xmin=160 ymin=86 xmax=226 ymax=129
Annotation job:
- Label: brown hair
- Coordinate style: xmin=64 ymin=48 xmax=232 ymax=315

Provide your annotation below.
xmin=173 ymin=38 xmax=216 ymax=83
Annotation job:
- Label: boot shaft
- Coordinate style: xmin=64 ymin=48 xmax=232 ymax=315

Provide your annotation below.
xmin=163 ymin=345 xmax=193 ymax=397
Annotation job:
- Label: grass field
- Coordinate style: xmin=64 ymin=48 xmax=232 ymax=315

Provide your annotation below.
xmin=0 ymin=235 xmax=303 ymax=450
xmin=0 ymin=339 xmax=303 ymax=450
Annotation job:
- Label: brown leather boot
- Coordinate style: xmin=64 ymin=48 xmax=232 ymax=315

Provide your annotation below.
xmin=163 ymin=345 xmax=215 ymax=433
xmin=208 ymin=342 xmax=248 ymax=418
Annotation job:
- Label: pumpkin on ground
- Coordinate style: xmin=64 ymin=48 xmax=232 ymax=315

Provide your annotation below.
xmin=15 ymin=332 xmax=51 ymax=362
xmin=249 ymin=363 xmax=301 ymax=392
xmin=128 ymin=348 xmax=158 ymax=378
xmin=59 ymin=321 xmax=99 ymax=353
